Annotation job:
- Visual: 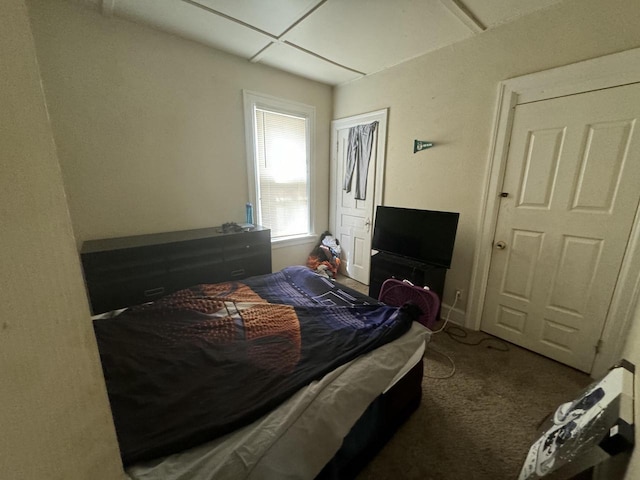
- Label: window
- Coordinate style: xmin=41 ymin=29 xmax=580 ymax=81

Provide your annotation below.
xmin=243 ymin=91 xmax=315 ymax=241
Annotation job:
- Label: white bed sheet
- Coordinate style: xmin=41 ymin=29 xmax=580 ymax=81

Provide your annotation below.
xmin=383 ymin=338 xmax=426 ymax=394
xmin=126 ymin=323 xmax=429 ymax=480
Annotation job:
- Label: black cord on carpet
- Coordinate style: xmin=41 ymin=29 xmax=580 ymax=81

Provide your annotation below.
xmin=444 ymin=325 xmax=510 ymax=351
xmin=424 ymin=323 xmax=510 ymax=380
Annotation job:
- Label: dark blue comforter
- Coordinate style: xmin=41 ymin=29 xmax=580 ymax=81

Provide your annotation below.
xmin=94 ymin=266 xmax=415 ymax=466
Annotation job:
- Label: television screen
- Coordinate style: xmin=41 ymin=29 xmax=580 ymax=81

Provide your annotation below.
xmin=372 ymin=206 xmax=459 ymax=268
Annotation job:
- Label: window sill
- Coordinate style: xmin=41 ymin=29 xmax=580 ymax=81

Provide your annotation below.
xmin=271 ymin=234 xmax=317 ymax=249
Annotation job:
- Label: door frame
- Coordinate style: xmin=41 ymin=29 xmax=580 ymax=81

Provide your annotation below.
xmin=468 ymin=47 xmax=640 ymax=377
xmin=329 ymin=108 xmax=389 ymax=277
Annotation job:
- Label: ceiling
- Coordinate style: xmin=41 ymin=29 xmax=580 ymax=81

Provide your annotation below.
xmin=87 ymin=0 xmax=563 ymax=86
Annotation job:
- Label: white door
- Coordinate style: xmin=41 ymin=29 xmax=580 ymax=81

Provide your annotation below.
xmin=334 ymin=126 xmax=376 ymax=283
xmin=481 ymin=83 xmax=640 ymax=373
xmin=331 ymin=110 xmax=387 ymax=285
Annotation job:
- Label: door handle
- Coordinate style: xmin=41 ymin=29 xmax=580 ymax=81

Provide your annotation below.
xmin=495 ymin=241 xmax=507 ymax=250
xmin=365 ymin=217 xmax=371 ymax=232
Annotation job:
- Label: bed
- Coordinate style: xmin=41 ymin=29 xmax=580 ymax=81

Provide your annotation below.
xmin=85 ymin=231 xmax=429 ymax=479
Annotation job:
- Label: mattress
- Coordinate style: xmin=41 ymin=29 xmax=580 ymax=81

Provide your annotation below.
xmin=125 ymin=323 xmax=429 ymax=480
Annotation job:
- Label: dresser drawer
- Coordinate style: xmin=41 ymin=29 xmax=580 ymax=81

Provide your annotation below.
xmin=82 ymin=244 xmax=171 ymax=313
xmin=86 ymin=273 xmax=171 ymax=314
xmin=225 ymin=250 xmax=272 ymax=280
xmin=222 ymin=230 xmax=270 ymax=253
xmin=222 ymin=230 xmax=271 ymax=279
xmin=166 ymin=239 xmax=226 ymax=287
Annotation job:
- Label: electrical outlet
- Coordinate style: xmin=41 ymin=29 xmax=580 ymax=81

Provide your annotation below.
xmin=455 ymin=289 xmax=463 ymax=300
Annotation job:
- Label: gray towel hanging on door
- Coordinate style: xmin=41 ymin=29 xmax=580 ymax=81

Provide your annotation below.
xmin=343 ymin=121 xmax=378 ymax=200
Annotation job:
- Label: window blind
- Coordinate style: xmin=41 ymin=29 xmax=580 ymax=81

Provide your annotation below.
xmin=255 ymin=108 xmax=309 ymax=238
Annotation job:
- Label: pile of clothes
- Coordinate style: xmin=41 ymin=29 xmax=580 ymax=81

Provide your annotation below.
xmin=306 ymin=231 xmax=341 ymax=279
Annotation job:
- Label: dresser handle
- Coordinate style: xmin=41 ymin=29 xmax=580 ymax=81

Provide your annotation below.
xmin=231 ymin=269 xmax=245 ymax=277
xmin=144 ymin=287 xmax=165 ymax=297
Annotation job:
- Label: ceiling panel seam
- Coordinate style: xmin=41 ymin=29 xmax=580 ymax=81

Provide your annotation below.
xmin=440 ymin=0 xmax=486 ymax=32
xmin=249 ymin=43 xmax=275 ymax=63
xmin=176 ymin=0 xmax=361 ymax=77
xmin=283 ymin=41 xmax=366 ymax=75
xmin=277 ymin=0 xmax=327 ymax=38
xmin=181 ymin=0 xmax=278 ymax=40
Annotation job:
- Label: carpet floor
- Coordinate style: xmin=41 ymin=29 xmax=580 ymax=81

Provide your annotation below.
xmin=336 ymin=275 xmax=591 ymax=480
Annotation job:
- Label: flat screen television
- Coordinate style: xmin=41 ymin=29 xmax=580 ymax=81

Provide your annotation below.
xmin=372 ymin=206 xmax=459 ymax=268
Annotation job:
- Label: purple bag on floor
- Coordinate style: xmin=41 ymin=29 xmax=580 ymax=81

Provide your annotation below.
xmin=378 ymin=278 xmax=440 ymax=329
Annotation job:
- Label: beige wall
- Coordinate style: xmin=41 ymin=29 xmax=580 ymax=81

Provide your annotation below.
xmin=27 ymin=0 xmax=333 ymax=271
xmin=1 ymin=0 xmax=123 ymax=478
xmin=333 ymin=0 xmax=640 ymax=314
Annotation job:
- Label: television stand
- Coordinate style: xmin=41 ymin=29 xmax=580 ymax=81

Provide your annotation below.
xmin=369 ymin=252 xmax=447 ymax=319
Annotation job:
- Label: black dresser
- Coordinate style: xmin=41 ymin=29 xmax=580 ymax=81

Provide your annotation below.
xmin=80 ymin=226 xmax=271 ymax=314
